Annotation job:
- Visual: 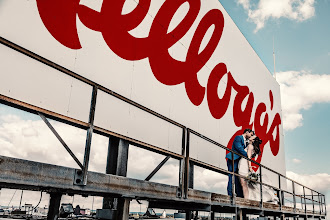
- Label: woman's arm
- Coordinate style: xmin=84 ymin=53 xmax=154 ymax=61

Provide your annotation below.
xmin=247 ymin=144 xmax=254 ymax=172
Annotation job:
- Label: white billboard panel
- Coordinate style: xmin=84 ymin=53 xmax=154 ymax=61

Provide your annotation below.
xmin=0 ymin=43 xmax=92 ymax=122
xmin=0 ymin=0 xmax=286 ymax=178
xmin=94 ymin=90 xmax=183 ymax=154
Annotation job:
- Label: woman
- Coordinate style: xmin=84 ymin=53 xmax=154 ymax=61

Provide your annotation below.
xmin=239 ymin=135 xmax=278 ymax=202
xmin=238 ymin=135 xmax=261 ymax=199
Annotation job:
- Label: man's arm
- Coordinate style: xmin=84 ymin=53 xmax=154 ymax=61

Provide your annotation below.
xmin=233 ymin=136 xmax=248 ymax=158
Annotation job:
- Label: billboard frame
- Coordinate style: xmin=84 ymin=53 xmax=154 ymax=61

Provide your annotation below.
xmin=0 ymin=36 xmax=327 ymax=220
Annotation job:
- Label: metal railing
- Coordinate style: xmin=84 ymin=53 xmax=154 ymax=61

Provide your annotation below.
xmin=0 ymin=36 xmax=326 ymax=217
xmin=187 ymin=128 xmax=327 ymax=216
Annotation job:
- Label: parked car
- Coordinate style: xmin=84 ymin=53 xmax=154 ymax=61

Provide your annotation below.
xmin=0 ymin=209 xmax=5 ymax=216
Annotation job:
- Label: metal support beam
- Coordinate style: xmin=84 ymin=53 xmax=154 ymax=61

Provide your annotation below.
xmin=279 ymin=175 xmax=283 ymax=211
xmin=0 ymin=155 xmax=326 ymax=219
xmin=178 ymin=128 xmax=187 ymax=198
xmin=303 ymin=187 xmax=308 ymax=215
xmin=185 ymin=210 xmax=192 ymax=220
xmin=116 ymin=198 xmax=130 ymax=220
xmin=38 ymin=113 xmax=83 ymax=169
xmin=231 ymin=150 xmax=236 ymax=205
xmin=188 ymin=160 xmax=194 ymax=189
xmin=104 ymin=136 xmax=129 ymax=177
xmin=324 ymin=195 xmax=327 ymax=215
xmin=81 ymin=86 xmax=98 ymax=185
xmin=103 ymin=136 xmax=129 ymax=219
xmin=210 ymin=211 xmax=215 ymax=220
xmin=312 ymin=191 xmax=315 ymax=214
xmin=194 ymin=211 xmax=199 ymax=220
xmin=47 ymin=193 xmax=62 ymax=220
xmin=236 ymin=208 xmax=243 ymax=220
xmin=242 ymin=211 xmax=247 ymax=220
xmin=259 ymin=167 xmax=263 ymax=209
xmin=184 ymin=130 xmax=191 ymax=199
xmin=145 ymin=156 xmax=171 ymax=181
xmin=292 ymin=182 xmax=296 ymax=213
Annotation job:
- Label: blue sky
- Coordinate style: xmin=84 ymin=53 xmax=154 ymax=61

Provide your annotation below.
xmin=0 ymin=0 xmax=329 ymax=215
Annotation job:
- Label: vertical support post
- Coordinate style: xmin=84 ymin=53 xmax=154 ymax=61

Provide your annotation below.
xmin=82 ymin=86 xmax=98 ymax=185
xmin=231 ymin=151 xmax=236 ymax=205
xmin=236 ymin=208 xmax=243 ymax=220
xmin=242 ymin=211 xmax=247 ymax=220
xmin=47 ymin=193 xmax=62 ymax=220
xmin=19 ymin=190 xmax=23 ymax=210
xmin=323 ymin=195 xmax=325 ymax=214
xmin=292 ymin=181 xmax=296 ymax=213
xmin=303 ymin=186 xmax=307 ymax=214
xmin=280 ymin=214 xmax=285 ymax=220
xmin=116 ymin=198 xmax=130 ymax=220
xmin=312 ymin=190 xmax=315 ymax=214
xmin=210 ymin=211 xmax=215 ymax=220
xmin=178 ymin=128 xmax=186 ymax=198
xmin=102 ymin=136 xmax=129 ymax=219
xmin=324 ymin=195 xmax=327 ymax=215
xmin=185 ymin=211 xmax=192 ymax=220
xmin=318 ymin=193 xmax=321 ymax=214
xmin=105 ymin=136 xmax=129 ymax=174
xmin=259 ymin=166 xmax=263 ymax=209
xmin=184 ymin=129 xmax=191 ymax=199
xmin=279 ymin=175 xmax=282 ymax=211
xmin=189 ymin=161 xmax=194 ymax=189
xmin=184 ymin=152 xmax=194 ymax=220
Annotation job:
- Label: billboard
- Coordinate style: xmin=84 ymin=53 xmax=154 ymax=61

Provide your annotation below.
xmin=0 ymin=0 xmax=286 ymax=183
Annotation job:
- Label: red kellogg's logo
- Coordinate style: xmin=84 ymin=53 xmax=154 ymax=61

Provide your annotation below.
xmin=36 ymin=0 xmax=281 ymax=171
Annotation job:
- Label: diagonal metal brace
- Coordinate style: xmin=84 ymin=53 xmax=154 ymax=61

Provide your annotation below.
xmin=145 ymin=156 xmax=171 ymax=181
xmin=38 ymin=112 xmax=84 ymax=169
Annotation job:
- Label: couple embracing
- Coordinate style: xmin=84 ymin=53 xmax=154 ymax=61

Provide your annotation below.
xmin=226 ymin=129 xmax=278 ymax=201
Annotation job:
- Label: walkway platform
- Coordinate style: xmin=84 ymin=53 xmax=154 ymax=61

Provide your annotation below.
xmin=0 ymin=156 xmax=326 ymax=219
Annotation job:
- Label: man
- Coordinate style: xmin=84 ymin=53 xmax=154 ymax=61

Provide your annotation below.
xmin=226 ymin=128 xmax=254 ymax=197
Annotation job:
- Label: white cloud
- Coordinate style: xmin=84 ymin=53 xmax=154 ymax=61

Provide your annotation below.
xmin=292 ymin=158 xmax=302 ymax=164
xmin=276 ymin=71 xmax=330 ymax=131
xmin=286 ymin=171 xmax=330 ymax=216
xmin=237 ymin=0 xmax=316 ymax=32
xmin=0 ymin=111 xmax=179 ymax=184
xmin=287 ymin=171 xmax=330 ymax=194
xmin=0 ymin=111 xmax=179 ymax=213
xmin=193 ymin=166 xmax=228 ymax=195
xmin=0 ymin=113 xmax=93 ymax=168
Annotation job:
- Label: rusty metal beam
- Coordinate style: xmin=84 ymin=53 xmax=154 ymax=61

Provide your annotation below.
xmin=0 ymin=156 xmax=196 ymax=202
xmin=0 ymin=156 xmax=326 ymax=219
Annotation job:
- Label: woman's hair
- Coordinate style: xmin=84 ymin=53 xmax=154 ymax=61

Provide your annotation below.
xmin=251 ymin=136 xmax=262 ymax=158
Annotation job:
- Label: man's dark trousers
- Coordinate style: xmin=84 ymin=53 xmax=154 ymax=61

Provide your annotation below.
xmin=227 ymin=159 xmax=243 ymax=197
